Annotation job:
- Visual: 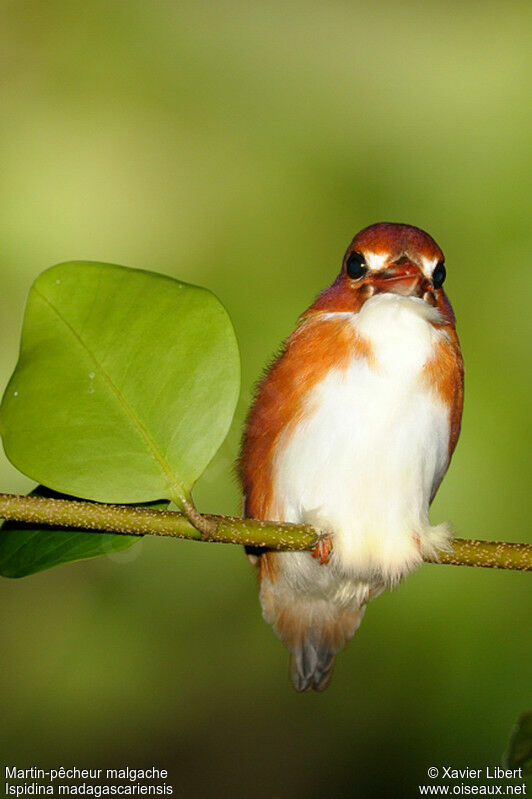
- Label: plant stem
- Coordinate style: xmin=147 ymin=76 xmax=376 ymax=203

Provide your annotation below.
xmin=0 ymin=493 xmax=318 ymax=549
xmin=432 ymin=539 xmax=532 ymax=570
xmin=0 ymin=493 xmax=530 ymax=571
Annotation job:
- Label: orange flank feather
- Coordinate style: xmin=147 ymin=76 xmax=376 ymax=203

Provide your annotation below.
xmin=240 ymin=290 xmax=374 ymax=522
xmin=423 ymin=330 xmax=464 ymax=459
xmin=258 ymin=551 xmax=279 ymax=583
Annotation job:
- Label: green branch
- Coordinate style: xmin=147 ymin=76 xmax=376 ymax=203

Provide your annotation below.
xmin=0 ymin=493 xmax=530 ymax=571
xmin=0 ymin=493 xmax=318 ymax=550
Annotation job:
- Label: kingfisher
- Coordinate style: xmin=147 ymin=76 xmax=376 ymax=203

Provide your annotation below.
xmin=239 ymin=223 xmax=464 ymax=691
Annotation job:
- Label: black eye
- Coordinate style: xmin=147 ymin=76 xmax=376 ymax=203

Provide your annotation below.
xmin=346 ymin=251 xmax=367 ymax=280
xmin=432 ymin=261 xmax=446 ymax=289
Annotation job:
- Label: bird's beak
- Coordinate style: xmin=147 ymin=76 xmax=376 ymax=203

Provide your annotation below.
xmin=369 ymin=263 xmax=424 ymax=298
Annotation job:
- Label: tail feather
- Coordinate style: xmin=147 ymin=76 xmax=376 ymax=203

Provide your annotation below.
xmin=290 ymin=636 xmax=336 ymax=692
xmin=256 ymin=551 xmax=370 ymax=692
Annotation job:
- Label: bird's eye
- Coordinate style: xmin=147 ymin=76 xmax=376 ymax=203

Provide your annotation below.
xmin=432 ymin=261 xmax=446 ymax=289
xmin=346 ymin=251 xmax=367 ymax=280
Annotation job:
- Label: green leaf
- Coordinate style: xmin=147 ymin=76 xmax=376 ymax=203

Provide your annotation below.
xmin=505 ymin=711 xmax=532 ymax=776
xmin=0 ymin=262 xmax=240 ymax=505
xmin=0 ymin=487 xmax=165 ymax=578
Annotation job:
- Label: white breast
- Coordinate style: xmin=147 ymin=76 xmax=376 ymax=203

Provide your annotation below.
xmin=271 ymin=294 xmax=452 ymax=585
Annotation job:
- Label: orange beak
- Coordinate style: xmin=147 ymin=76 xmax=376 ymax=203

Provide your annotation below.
xmin=369 ymin=262 xmax=424 ymax=297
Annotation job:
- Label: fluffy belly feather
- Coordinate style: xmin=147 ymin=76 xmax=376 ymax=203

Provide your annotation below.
xmin=270 ymin=295 xmax=452 ymax=585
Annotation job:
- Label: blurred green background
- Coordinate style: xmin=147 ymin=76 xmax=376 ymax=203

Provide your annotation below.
xmin=1 ymin=1 xmax=530 ymax=796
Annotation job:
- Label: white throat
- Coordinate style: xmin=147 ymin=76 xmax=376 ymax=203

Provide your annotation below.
xmin=353 ymin=293 xmax=446 ymax=372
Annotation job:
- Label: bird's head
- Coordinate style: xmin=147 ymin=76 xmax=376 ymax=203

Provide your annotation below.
xmin=343 ymin=222 xmax=445 ymax=304
xmin=310 ymin=223 xmax=454 ymax=322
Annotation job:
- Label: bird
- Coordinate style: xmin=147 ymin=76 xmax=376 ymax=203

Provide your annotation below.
xmin=239 ymin=222 xmax=464 ymax=692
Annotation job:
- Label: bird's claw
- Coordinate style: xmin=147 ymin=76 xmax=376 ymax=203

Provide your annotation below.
xmin=311 ymin=536 xmax=333 ymax=565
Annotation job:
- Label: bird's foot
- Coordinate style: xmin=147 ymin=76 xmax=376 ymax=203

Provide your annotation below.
xmin=312 ymin=535 xmax=333 ymax=565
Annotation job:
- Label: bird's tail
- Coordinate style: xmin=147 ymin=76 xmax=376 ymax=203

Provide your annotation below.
xmin=289 ymin=632 xmax=337 ymax=692
xmin=255 ymin=551 xmax=369 ymax=692
xmin=270 ymin=602 xmax=366 ymax=692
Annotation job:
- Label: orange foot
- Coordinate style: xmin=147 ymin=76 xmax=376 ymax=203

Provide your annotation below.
xmin=312 ymin=536 xmax=333 ymax=565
